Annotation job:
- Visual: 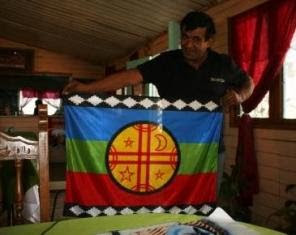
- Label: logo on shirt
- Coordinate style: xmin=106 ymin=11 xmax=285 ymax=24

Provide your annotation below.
xmin=210 ymin=77 xmax=225 ymax=83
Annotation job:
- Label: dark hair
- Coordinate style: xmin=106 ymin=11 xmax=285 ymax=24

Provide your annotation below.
xmin=34 ymin=99 xmax=42 ymax=115
xmin=180 ymin=11 xmax=216 ymax=40
xmin=35 ymin=99 xmax=42 ymax=106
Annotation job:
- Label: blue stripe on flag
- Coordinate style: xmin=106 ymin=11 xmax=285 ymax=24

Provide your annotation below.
xmin=64 ymin=105 xmax=222 ymax=143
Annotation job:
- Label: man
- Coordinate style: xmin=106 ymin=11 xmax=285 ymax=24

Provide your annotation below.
xmin=33 ymin=99 xmax=42 ymax=116
xmin=63 ymin=11 xmax=254 ymax=194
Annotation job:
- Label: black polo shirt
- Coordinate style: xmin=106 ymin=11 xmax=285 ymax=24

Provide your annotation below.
xmin=138 ymin=49 xmax=248 ymax=153
xmin=138 ymin=49 xmax=248 ymax=104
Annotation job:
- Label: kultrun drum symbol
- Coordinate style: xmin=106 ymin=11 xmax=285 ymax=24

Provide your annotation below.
xmin=107 ymin=122 xmax=180 ymax=194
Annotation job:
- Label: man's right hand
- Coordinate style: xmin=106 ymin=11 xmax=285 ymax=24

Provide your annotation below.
xmin=62 ymin=69 xmax=143 ymax=95
xmin=62 ymin=81 xmax=84 ymax=95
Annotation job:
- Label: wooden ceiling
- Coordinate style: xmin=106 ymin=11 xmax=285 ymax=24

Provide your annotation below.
xmin=0 ymin=0 xmax=227 ymax=65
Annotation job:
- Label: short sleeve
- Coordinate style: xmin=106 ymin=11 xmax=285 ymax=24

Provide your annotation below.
xmin=137 ymin=54 xmax=168 ymax=85
xmin=224 ymin=56 xmax=249 ymax=89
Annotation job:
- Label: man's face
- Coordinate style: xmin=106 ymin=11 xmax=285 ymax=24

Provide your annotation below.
xmin=181 ymin=27 xmax=212 ymax=62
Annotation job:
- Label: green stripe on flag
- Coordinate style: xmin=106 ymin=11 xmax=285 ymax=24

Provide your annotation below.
xmin=179 ymin=143 xmax=218 ymax=174
xmin=66 ymin=139 xmax=108 ymax=173
xmin=67 ymin=139 xmax=218 ymax=174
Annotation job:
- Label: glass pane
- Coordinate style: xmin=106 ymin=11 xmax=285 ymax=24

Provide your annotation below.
xmin=283 ymin=32 xmax=296 ymax=119
xmin=0 ymin=89 xmax=18 ymax=115
xmin=148 ymin=84 xmax=159 ymax=97
xmin=42 ymin=98 xmax=62 ymax=115
xmin=19 ymin=92 xmax=61 ymax=115
xmin=144 ymin=54 xmax=160 ymax=97
xmin=248 ymin=92 xmax=269 ymax=118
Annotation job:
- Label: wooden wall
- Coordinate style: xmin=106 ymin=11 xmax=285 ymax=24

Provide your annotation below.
xmin=224 ymin=115 xmax=296 ymax=228
xmin=0 ymin=37 xmax=104 ymax=80
xmin=108 ymin=32 xmax=168 ymax=70
xmin=209 ymin=0 xmax=296 ymax=230
xmin=0 ymin=116 xmax=38 ymax=133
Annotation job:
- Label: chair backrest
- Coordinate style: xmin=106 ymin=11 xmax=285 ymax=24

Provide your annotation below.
xmin=0 ymin=104 xmax=50 ymax=223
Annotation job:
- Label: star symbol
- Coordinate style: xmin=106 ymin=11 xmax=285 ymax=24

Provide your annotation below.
xmin=155 ymin=169 xmax=165 ymax=180
xmin=119 ymin=166 xmax=134 ymax=182
xmin=124 ymin=137 xmax=134 ymax=148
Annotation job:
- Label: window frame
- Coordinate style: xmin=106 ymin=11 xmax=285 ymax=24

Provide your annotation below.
xmin=229 ymin=72 xmax=296 ymax=130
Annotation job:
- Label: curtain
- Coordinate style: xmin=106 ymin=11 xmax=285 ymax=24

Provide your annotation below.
xmin=230 ymin=0 xmax=296 ymax=206
xmin=230 ymin=0 xmax=296 ymax=112
xmin=21 ymin=88 xmax=60 ymax=99
xmin=20 ymin=88 xmax=61 ymax=115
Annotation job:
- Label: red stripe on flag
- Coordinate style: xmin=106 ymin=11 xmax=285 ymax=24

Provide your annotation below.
xmin=65 ymin=171 xmax=216 ymax=206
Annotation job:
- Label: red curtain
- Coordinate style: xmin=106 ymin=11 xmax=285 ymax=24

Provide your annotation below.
xmin=230 ymin=0 xmax=296 ymax=112
xmin=21 ymin=88 xmax=60 ymax=99
xmin=230 ymin=0 xmax=296 ymax=206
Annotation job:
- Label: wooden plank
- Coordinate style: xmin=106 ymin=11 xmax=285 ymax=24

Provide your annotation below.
xmin=0 ymin=8 xmax=131 ymax=50
xmin=253 ymin=192 xmax=282 ymax=210
xmin=0 ymin=116 xmax=38 ymax=133
xmin=279 ymin=184 xmax=296 ymax=201
xmin=224 ymin=136 xmax=238 ymax=148
xmin=224 ymin=156 xmax=235 ymax=167
xmin=0 ymin=20 xmax=110 ymax=64
xmin=279 ymin=171 xmax=296 ymax=185
xmin=259 ymin=179 xmax=280 ymax=196
xmin=255 ymin=139 xmax=296 ymax=158
xmin=258 ymin=166 xmax=279 ymax=181
xmin=256 ymin=152 xmax=279 ymax=168
xmin=38 ymin=105 xmax=50 ymax=222
xmin=252 ymin=212 xmax=281 ymax=230
xmin=256 ymin=153 xmax=296 ymax=171
xmin=3 ymin=1 xmax=159 ymax=38
xmin=251 ymin=204 xmax=278 ymax=221
xmin=0 ymin=37 xmax=104 ymax=79
xmin=225 ymin=126 xmax=296 ymax=141
xmin=254 ymin=129 xmax=296 ymax=141
xmin=280 ymin=157 xmax=296 ymax=171
xmin=225 ymin=135 xmax=296 ymax=158
xmin=208 ymin=0 xmax=268 ymax=20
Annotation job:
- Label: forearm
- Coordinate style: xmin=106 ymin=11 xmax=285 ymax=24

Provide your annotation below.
xmin=235 ymin=76 xmax=254 ymax=102
xmin=222 ymin=76 xmax=254 ymax=107
xmin=82 ymin=69 xmax=141 ymax=93
xmin=71 ymin=69 xmax=143 ymax=93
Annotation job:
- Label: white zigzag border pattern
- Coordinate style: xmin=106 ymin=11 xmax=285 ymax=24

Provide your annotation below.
xmin=67 ymin=95 xmax=219 ymax=111
xmin=68 ymin=204 xmax=214 ymax=217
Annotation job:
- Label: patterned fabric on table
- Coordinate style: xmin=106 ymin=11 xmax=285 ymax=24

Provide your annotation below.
xmin=98 ymin=220 xmax=230 ymax=235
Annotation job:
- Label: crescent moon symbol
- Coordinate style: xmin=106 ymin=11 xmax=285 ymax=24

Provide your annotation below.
xmin=154 ymin=134 xmax=167 ymax=151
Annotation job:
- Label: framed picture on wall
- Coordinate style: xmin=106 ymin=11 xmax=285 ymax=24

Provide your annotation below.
xmin=0 ymin=48 xmax=34 ymax=72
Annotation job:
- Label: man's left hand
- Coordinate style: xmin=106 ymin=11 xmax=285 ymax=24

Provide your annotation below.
xmin=222 ymin=89 xmax=243 ymax=109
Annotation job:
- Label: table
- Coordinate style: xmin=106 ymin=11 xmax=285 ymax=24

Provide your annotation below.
xmin=0 ymin=213 xmax=285 ymax=235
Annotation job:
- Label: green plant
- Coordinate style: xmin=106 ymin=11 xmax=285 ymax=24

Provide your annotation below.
xmin=218 ymin=165 xmax=251 ymax=222
xmin=266 ymin=184 xmax=296 ymax=235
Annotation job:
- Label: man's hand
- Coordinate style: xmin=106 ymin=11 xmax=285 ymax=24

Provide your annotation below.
xmin=62 ymin=81 xmax=84 ymax=95
xmin=62 ymin=69 xmax=143 ymax=95
xmin=222 ymin=76 xmax=254 ymax=112
xmin=222 ymin=89 xmax=243 ymax=111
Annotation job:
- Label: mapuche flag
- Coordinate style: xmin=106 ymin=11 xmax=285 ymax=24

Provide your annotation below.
xmin=63 ymin=94 xmax=223 ymax=217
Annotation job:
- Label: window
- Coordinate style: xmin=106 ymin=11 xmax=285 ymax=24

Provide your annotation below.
xmin=19 ymin=91 xmax=62 ymax=116
xmin=119 ymin=54 xmax=160 ymax=97
xmin=144 ymin=54 xmax=160 ymax=97
xmin=283 ymin=33 xmax=296 ymax=119
xmin=231 ymin=31 xmax=296 ymax=129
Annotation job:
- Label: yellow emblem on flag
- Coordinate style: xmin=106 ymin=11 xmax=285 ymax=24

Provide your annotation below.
xmin=107 ymin=122 xmax=180 ymax=194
